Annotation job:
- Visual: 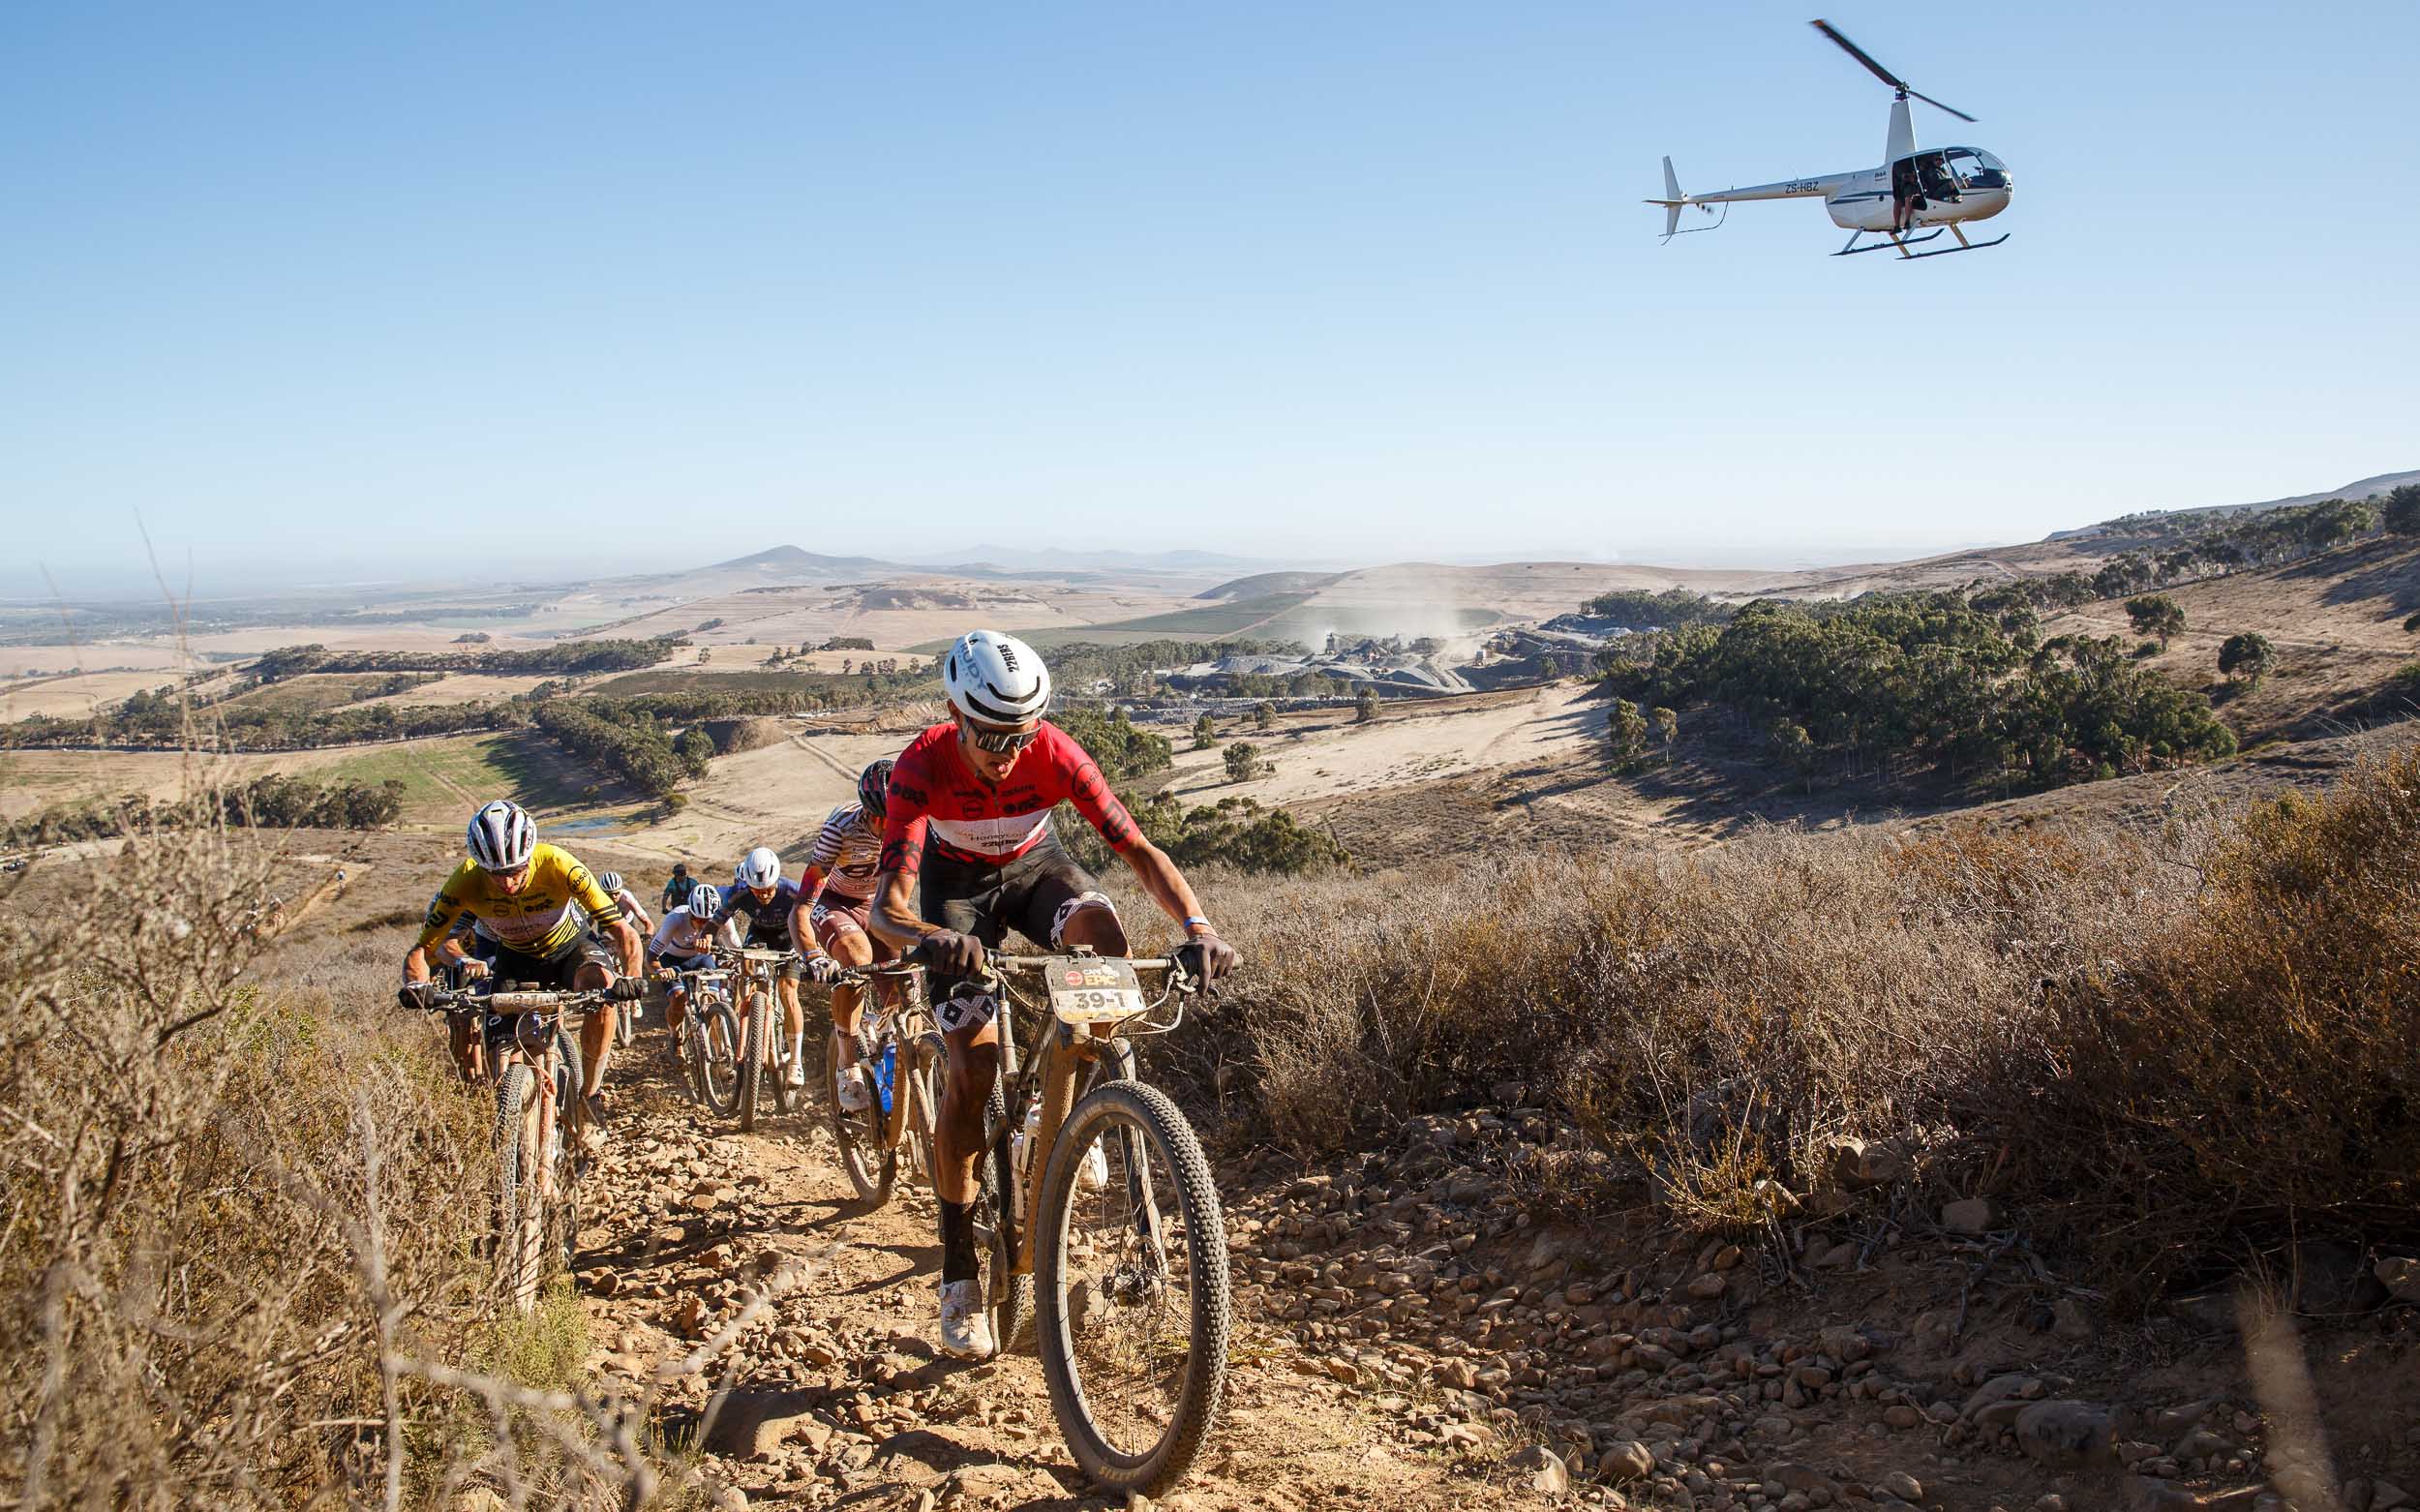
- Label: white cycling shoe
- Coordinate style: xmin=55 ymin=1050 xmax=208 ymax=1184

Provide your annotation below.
xmin=834 ymin=1064 xmax=873 ymax=1113
xmin=783 ymin=1058 xmax=807 ymax=1088
xmin=1075 ymin=1137 xmax=1110 ymax=1194
xmin=939 ymin=1280 xmax=995 ymax=1359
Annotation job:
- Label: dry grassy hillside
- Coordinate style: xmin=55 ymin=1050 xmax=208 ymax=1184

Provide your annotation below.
xmin=7 ymin=730 xmax=2420 ymax=1506
xmin=2044 ymin=535 xmax=2420 ymax=742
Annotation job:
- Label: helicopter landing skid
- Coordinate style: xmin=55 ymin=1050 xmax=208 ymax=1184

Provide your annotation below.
xmin=1836 ymin=226 xmax=2010 ymax=259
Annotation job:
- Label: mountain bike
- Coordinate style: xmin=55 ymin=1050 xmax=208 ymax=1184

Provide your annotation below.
xmin=729 ymin=947 xmax=804 ymax=1132
xmin=824 ymin=960 xmax=941 ymax=1205
xmin=424 ymin=981 xmax=602 ymax=1315
xmin=972 ymin=950 xmax=1228 ymax=1495
xmin=666 ymin=962 xmax=742 ymax=1116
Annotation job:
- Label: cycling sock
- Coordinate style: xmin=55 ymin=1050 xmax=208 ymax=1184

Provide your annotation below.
xmin=789 ymin=1029 xmax=805 ymax=1067
xmin=938 ymin=1198 xmax=979 ymax=1284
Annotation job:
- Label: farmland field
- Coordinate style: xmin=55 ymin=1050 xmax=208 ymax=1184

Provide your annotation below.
xmin=1 ymin=731 xmax=619 ymax=827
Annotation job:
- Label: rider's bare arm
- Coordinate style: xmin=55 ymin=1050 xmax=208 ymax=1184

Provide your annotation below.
xmin=789 ymin=869 xmax=831 ymax=962
xmin=1113 ymin=835 xmax=1215 ymax=937
xmin=606 ymin=917 xmax=643 ymax=976
xmin=869 ymin=865 xmax=933 ymax=953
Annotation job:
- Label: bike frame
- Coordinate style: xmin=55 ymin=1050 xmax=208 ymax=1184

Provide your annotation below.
xmin=985 ymin=954 xmax=1186 ymax=1283
xmin=846 ymin=961 xmax=940 ymax=1157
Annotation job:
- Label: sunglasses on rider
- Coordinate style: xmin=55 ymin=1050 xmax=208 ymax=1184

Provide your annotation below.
xmin=962 ymin=718 xmax=1039 ymax=755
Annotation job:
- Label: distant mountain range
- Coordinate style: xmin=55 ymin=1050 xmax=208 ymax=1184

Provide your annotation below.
xmin=686 ymin=544 xmax=1286 ymax=582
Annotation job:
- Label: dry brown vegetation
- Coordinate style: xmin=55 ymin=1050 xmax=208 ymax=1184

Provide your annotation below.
xmin=0 ymin=814 xmax=762 ymax=1509
xmin=1172 ymin=740 xmax=2420 ymax=1304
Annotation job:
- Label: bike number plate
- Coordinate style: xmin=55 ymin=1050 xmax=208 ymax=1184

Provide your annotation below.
xmin=1045 ymin=956 xmax=1146 ymax=1025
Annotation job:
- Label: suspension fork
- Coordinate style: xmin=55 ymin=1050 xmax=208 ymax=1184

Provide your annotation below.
xmin=1013 ymin=1026 xmax=1088 ymax=1277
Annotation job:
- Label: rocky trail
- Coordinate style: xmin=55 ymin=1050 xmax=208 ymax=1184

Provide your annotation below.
xmin=571 ymin=1041 xmax=2420 ymax=1512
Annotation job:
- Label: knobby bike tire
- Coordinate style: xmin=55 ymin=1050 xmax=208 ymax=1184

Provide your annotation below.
xmin=1035 ymin=1079 xmax=1230 ymax=1494
xmin=695 ymin=1000 xmax=741 ymax=1116
xmin=739 ymin=996 xmax=768 ymax=1133
xmin=908 ymin=1029 xmax=945 ymax=1189
xmin=549 ymin=1039 xmax=584 ymax=1279
xmin=765 ymin=1006 xmax=798 ymax=1115
xmin=978 ymin=1075 xmax=1035 ymax=1354
xmin=829 ymin=1024 xmax=897 ymax=1206
xmin=494 ymin=1064 xmax=545 ymax=1315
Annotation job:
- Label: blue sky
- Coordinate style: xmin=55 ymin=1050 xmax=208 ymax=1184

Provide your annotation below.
xmin=4 ymin=0 xmax=2415 ymax=596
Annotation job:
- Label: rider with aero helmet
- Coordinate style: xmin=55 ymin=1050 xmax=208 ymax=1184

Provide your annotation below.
xmin=866 ymin=629 xmax=1239 ymax=1359
xmin=399 ymin=801 xmax=646 ymax=1113
xmin=596 ymin=871 xmax=653 ymax=939
xmin=648 ymin=881 xmax=735 ymax=1034
xmin=717 ymin=846 xmax=843 ymax=1087
xmin=799 ymin=760 xmax=901 ymax=1114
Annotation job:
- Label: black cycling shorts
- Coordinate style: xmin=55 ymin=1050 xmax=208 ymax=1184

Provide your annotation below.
xmin=919 ymin=832 xmax=1119 ymax=1018
xmin=480 ymin=928 xmax=618 ymax=991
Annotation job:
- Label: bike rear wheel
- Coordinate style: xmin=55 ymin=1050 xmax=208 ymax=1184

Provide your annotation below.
xmin=973 ymin=1074 xmax=1034 ymax=1354
xmin=1036 ymin=1079 xmax=1230 ymax=1493
xmin=829 ymin=1025 xmax=897 ymax=1205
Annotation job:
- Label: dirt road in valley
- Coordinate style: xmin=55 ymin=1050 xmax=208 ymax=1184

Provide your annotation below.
xmin=579 ymin=1044 xmax=1536 ymax=1511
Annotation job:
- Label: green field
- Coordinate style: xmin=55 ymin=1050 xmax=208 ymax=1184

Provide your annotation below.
xmin=314 ymin=732 xmax=621 ymax=823
xmin=215 ymin=673 xmax=418 ymax=714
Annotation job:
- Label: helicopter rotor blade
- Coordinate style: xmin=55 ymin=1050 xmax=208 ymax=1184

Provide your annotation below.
xmin=1906 ymin=87 xmax=1978 ymax=123
xmin=1809 ymin=19 xmax=1904 ymax=92
xmin=1809 ymin=19 xmax=1979 ymax=122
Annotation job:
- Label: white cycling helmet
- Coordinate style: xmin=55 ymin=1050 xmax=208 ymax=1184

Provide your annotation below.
xmin=943 ymin=628 xmax=1051 ymax=725
xmin=737 ymin=846 xmax=782 ymax=888
xmin=466 ymin=801 xmax=536 ymax=871
xmin=596 ymin=870 xmax=625 ymax=895
xmin=689 ymin=882 xmax=723 ymax=920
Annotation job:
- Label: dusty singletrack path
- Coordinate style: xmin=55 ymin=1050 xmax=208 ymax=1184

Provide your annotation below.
xmin=577 ymin=1043 xmax=1532 ymax=1511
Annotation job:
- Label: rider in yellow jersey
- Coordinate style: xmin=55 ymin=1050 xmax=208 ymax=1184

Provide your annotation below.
xmin=399 ymin=801 xmax=645 ymax=1120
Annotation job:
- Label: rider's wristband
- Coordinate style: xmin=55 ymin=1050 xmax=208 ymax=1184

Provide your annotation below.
xmin=1182 ymin=915 xmax=1215 ymax=937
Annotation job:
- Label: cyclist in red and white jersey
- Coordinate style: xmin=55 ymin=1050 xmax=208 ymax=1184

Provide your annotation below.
xmin=799 ymin=759 xmax=899 ymax=1115
xmin=868 ymin=629 xmax=1238 ymax=1359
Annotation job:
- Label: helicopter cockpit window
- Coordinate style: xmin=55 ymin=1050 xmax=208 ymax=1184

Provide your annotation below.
xmin=1944 ymin=148 xmax=2009 ymax=191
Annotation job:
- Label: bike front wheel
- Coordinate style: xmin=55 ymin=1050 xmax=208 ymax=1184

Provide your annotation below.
xmin=739 ymin=997 xmax=768 ymax=1132
xmin=1036 ymin=1079 xmax=1230 ymax=1494
xmin=828 ymin=1026 xmax=897 ymax=1205
xmin=493 ymin=1064 xmax=546 ymax=1315
xmin=693 ymin=999 xmax=742 ymax=1116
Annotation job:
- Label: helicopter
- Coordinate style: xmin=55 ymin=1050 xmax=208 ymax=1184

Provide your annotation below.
xmin=1647 ymin=19 xmax=2012 ymax=259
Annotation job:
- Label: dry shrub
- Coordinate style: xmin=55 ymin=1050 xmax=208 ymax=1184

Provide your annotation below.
xmin=1168 ymin=747 xmax=2418 ymax=1292
xmin=2042 ymin=744 xmax=2420 ymax=1294
xmin=0 ymin=808 xmax=716 ymax=1507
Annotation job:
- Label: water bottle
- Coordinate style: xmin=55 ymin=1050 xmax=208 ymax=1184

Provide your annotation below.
xmin=874 ymin=1040 xmax=896 ymax=1116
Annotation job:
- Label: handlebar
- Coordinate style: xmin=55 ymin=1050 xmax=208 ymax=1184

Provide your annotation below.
xmin=419 ymin=984 xmax=616 ymax=1013
xmin=834 ymin=960 xmax=926 ymax=986
xmin=981 ymin=953 xmax=1201 ymax=995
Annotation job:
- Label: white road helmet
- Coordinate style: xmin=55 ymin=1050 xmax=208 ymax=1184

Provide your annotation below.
xmin=737 ymin=846 xmax=782 ymax=888
xmin=688 ymin=882 xmax=723 ymax=920
xmin=466 ymin=801 xmax=536 ymax=871
xmin=596 ymin=870 xmax=625 ymax=895
xmin=943 ymin=628 xmax=1051 ymax=725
